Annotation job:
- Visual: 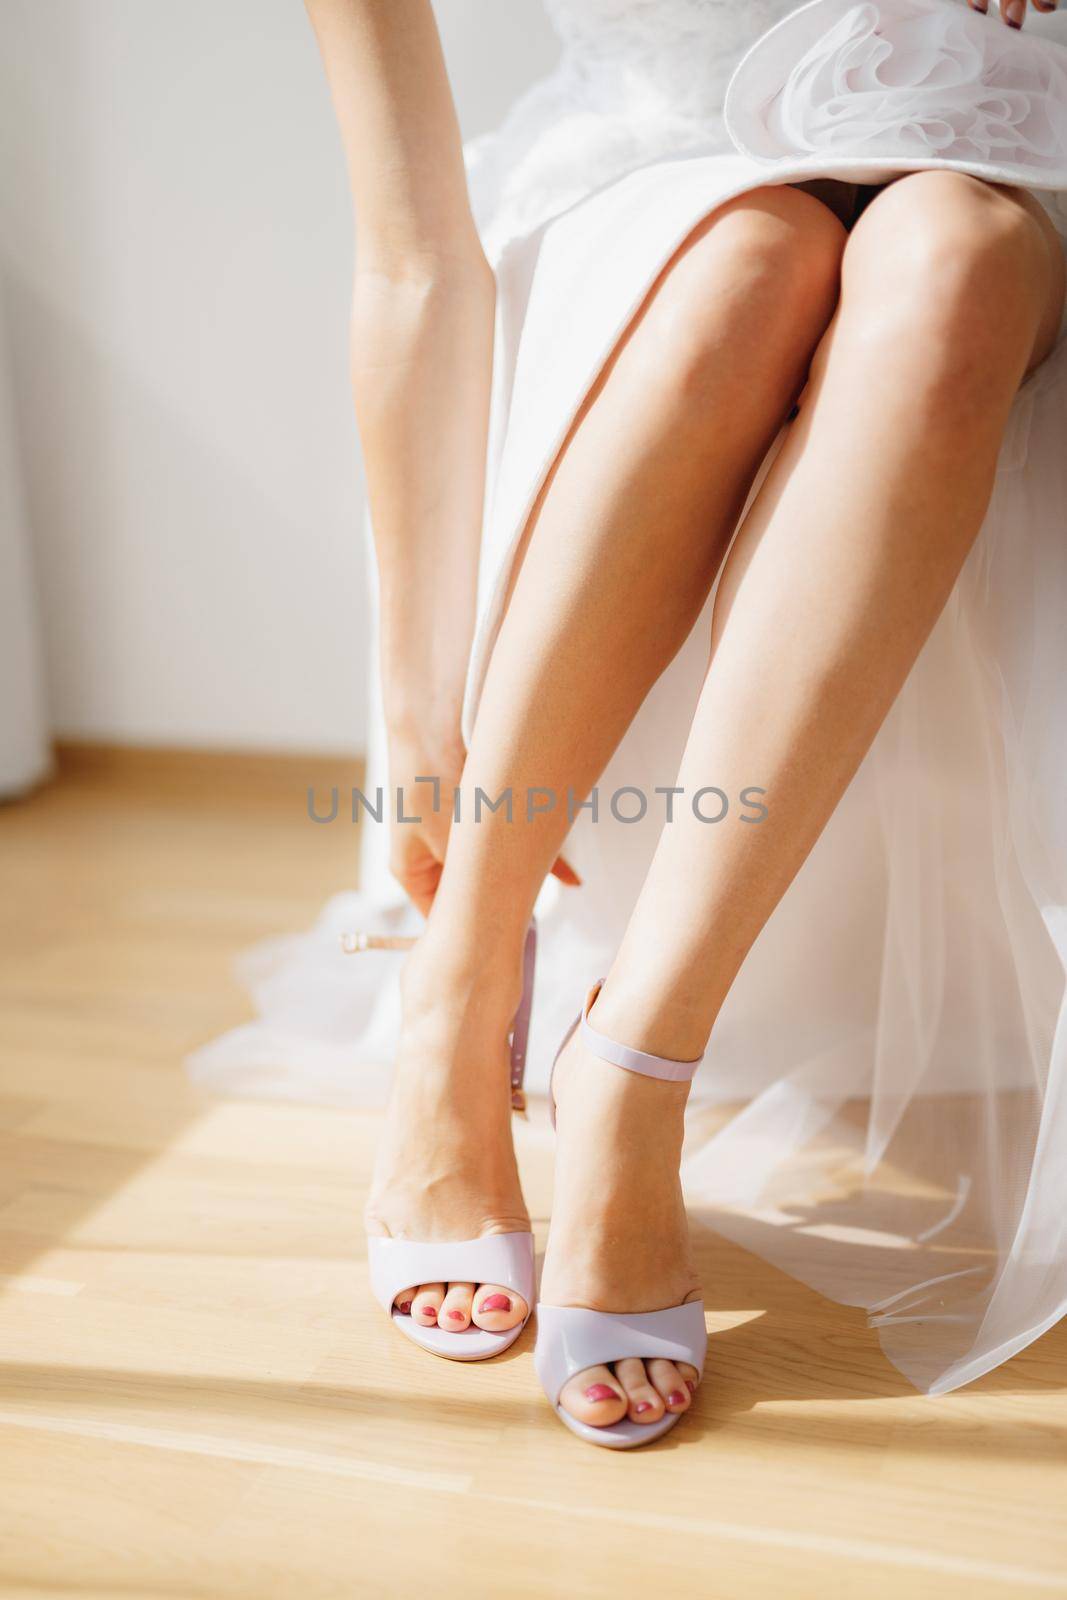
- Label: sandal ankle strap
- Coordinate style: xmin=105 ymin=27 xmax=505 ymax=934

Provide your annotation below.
xmin=509 ymin=922 xmax=538 ymax=1112
xmin=579 ymin=981 xmax=702 ymax=1084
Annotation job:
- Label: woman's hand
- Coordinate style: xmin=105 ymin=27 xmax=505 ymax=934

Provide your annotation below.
xmin=387 ymin=726 xmax=465 ymax=916
xmin=967 ymin=0 xmax=1058 ymax=26
xmin=387 ymin=724 xmax=581 ymax=917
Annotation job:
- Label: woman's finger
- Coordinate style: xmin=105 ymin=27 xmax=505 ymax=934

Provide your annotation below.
xmin=402 ymin=869 xmax=441 ymax=916
xmin=390 ymin=848 xmax=443 ymax=916
xmin=404 ymin=881 xmax=436 ymax=917
xmin=550 ymin=856 xmax=582 ymax=887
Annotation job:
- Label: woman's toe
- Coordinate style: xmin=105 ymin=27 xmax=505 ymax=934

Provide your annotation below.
xmin=614 ymin=1357 xmax=665 ymax=1424
xmin=558 ymin=1365 xmax=629 ymax=1427
xmin=470 ymin=1284 xmax=528 ymax=1332
xmin=648 ymin=1358 xmax=690 ymax=1413
xmin=677 ymin=1361 xmax=700 ymax=1398
xmin=410 ymin=1283 xmax=445 ymax=1327
xmin=439 ymin=1282 xmax=475 ymax=1331
xmin=392 ymin=1287 xmax=417 ymax=1316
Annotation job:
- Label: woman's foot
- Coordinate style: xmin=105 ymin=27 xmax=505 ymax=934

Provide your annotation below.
xmin=539 ymin=1006 xmax=702 ymax=1428
xmin=365 ymin=937 xmax=531 ymax=1336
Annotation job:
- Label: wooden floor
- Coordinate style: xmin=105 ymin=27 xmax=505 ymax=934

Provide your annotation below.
xmin=1 ymin=747 xmax=1066 ymax=1600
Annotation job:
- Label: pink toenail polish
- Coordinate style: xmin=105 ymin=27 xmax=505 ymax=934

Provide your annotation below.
xmin=667 ymin=1390 xmax=686 ymax=1407
xmin=422 ymin=1306 xmax=437 ymax=1320
xmin=478 ymin=1293 xmax=511 ymax=1313
xmin=446 ymin=1309 xmax=465 ymax=1321
xmin=634 ymin=1401 xmax=654 ymax=1414
xmin=398 ymin=1301 xmax=412 ymax=1315
xmin=585 ymin=1383 xmax=619 ymax=1403
xmin=685 ymin=1380 xmax=696 ymax=1395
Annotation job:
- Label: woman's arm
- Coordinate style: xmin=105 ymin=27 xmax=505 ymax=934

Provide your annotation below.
xmin=306 ymin=0 xmax=494 ymax=911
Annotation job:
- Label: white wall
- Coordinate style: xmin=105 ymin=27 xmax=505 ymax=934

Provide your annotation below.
xmin=0 ymin=1 xmax=558 ymax=754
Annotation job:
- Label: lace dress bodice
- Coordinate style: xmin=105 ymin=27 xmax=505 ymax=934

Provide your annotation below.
xmin=541 ymin=0 xmax=794 ymax=120
xmin=467 ymin=0 xmax=800 ymax=257
xmin=466 ymin=0 xmax=1067 ymax=259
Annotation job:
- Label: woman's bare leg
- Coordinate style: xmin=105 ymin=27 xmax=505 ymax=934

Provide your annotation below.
xmin=367 ymin=188 xmax=846 ymax=1358
xmin=547 ymin=173 xmax=1064 ymax=1423
xmin=597 ymin=175 xmax=1063 ymax=1053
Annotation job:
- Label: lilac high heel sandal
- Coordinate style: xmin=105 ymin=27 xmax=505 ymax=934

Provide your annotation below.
xmin=535 ymin=981 xmax=708 ymax=1447
xmin=346 ymin=923 xmax=537 ymax=1362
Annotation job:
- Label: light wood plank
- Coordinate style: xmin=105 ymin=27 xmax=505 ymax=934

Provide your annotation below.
xmin=1 ymin=748 xmax=1065 ymax=1600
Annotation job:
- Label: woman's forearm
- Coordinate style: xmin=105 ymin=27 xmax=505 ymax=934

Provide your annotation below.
xmin=306 ymin=0 xmax=493 ymax=753
xmin=352 ymin=253 xmax=495 ymax=749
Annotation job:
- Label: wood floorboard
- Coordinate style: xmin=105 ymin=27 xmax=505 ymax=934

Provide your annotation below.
xmin=1 ymin=747 xmax=1064 ymax=1599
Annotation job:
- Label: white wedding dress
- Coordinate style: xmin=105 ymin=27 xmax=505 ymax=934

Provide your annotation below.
xmin=191 ymin=0 xmax=1067 ymax=1396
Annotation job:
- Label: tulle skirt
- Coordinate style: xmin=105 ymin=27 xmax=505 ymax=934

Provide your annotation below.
xmin=190 ymin=0 xmax=1067 ymax=1396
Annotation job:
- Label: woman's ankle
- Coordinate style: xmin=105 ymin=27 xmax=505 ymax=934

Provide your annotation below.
xmin=400 ymin=921 xmax=527 ymax=1042
xmin=589 ymin=963 xmax=716 ymax=1064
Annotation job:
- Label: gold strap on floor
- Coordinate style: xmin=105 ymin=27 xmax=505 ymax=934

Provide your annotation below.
xmin=339 ymin=932 xmax=418 ymax=954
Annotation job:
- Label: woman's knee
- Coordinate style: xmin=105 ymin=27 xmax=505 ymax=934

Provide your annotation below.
xmin=634 ymin=185 xmax=846 ymax=402
xmin=842 ymin=172 xmax=1060 ymax=376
